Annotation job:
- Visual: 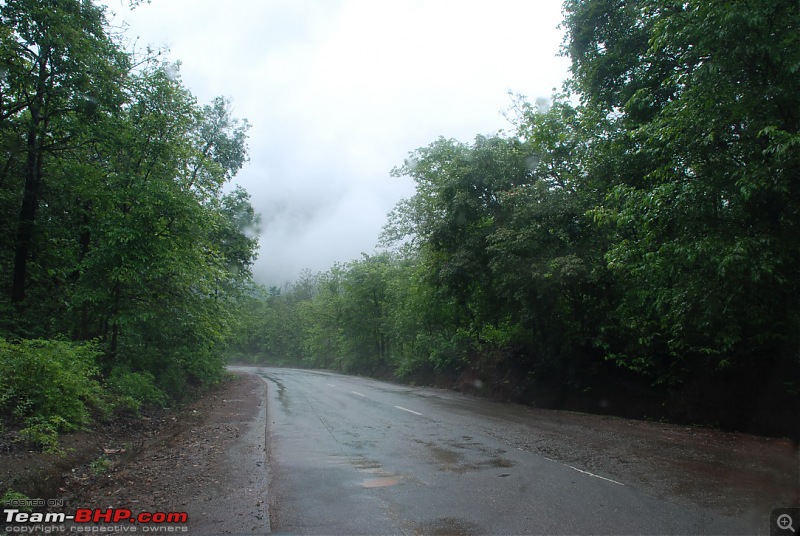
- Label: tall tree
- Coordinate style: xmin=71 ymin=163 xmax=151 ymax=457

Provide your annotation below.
xmin=386 ymin=135 xmax=531 ymax=333
xmin=0 ymin=0 xmax=260 ymax=412
xmin=0 ymin=0 xmax=128 ymax=306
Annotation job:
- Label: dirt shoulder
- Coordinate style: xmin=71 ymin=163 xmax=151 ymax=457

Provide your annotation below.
xmin=484 ymin=404 xmax=800 ymax=522
xmin=1 ymin=371 xmax=269 ymax=535
xmin=66 ymin=371 xmax=270 ymax=534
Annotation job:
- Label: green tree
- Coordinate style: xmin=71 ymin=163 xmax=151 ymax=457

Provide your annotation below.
xmin=1 ymin=1 xmax=258 ymax=404
xmin=565 ymin=0 xmax=800 ymax=386
xmin=75 ymin=62 xmax=254 ymax=392
xmin=483 ymin=98 xmax=617 ymax=385
xmin=383 ymin=252 xmax=469 ymax=377
xmin=297 ymin=268 xmax=344 ymax=369
xmin=0 ymin=0 xmax=128 ymax=309
xmin=385 ymin=135 xmax=531 ymax=334
xmin=336 ymin=253 xmax=393 ymax=373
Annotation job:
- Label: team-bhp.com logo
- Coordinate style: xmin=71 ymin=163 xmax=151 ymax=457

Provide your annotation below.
xmin=4 ymin=508 xmax=188 ymax=532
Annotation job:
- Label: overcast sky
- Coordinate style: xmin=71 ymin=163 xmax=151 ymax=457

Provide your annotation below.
xmin=106 ymin=0 xmax=571 ymax=287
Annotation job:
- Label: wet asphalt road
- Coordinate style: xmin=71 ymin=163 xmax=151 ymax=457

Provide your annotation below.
xmin=252 ymin=367 xmax=756 ymax=535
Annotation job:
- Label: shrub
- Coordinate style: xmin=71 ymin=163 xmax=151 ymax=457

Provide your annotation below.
xmin=106 ymin=367 xmax=168 ymax=413
xmin=16 ymin=416 xmax=63 ymax=454
xmin=0 ymin=339 xmax=103 ymax=432
xmin=89 ymin=455 xmax=113 ymax=476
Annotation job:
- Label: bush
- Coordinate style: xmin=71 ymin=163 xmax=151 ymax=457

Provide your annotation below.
xmin=106 ymin=367 xmax=168 ymax=413
xmin=16 ymin=416 xmax=63 ymax=454
xmin=89 ymin=455 xmax=113 ymax=476
xmin=0 ymin=339 xmax=103 ymax=432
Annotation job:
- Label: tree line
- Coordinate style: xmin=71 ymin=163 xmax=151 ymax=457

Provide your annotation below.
xmin=233 ymin=0 xmax=799 ymax=437
xmin=0 ymin=0 xmax=258 ymax=449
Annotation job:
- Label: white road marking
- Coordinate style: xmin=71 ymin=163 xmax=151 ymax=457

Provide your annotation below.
xmin=351 ymin=391 xmax=366 ymax=397
xmin=566 ymin=464 xmax=624 ymax=486
xmin=394 ymin=405 xmax=423 ymax=416
xmin=327 ymin=384 xmax=336 ymax=387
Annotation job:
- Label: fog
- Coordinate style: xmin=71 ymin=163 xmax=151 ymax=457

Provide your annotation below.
xmin=107 ymin=0 xmax=570 ymax=286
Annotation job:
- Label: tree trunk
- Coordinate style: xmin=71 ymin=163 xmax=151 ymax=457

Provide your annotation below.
xmin=11 ymin=48 xmax=49 ymax=303
xmin=11 ymin=124 xmax=43 ymax=302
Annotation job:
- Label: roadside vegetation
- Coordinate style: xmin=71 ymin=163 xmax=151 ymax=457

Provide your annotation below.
xmin=0 ymin=0 xmax=258 ymax=457
xmin=232 ymin=0 xmax=800 ymax=439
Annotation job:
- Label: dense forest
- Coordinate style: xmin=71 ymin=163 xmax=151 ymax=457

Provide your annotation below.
xmin=0 ymin=0 xmax=259 ymax=450
xmin=1 ymin=0 xmax=798 ymax=448
xmin=232 ymin=0 xmax=800 ymax=438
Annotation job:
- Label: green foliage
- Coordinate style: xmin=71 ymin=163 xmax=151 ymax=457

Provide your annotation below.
xmin=0 ymin=0 xmax=129 ymax=309
xmin=89 ymin=455 xmax=113 ymax=476
xmin=16 ymin=416 xmax=64 ymax=454
xmin=0 ymin=339 xmax=103 ymax=431
xmin=0 ymin=0 xmax=258 ymax=415
xmin=386 ymin=134 xmax=529 ymax=326
xmin=297 ymin=269 xmax=345 ymax=369
xmin=337 ymin=254 xmax=393 ymax=373
xmin=566 ymin=0 xmax=800 ymax=383
xmin=1 ymin=489 xmax=33 ymax=512
xmin=383 ymin=257 xmax=468 ymax=376
xmin=106 ymin=368 xmax=168 ymax=413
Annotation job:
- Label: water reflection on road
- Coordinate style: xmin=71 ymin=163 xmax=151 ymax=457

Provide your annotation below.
xmin=228 ymin=366 xmax=796 ymax=535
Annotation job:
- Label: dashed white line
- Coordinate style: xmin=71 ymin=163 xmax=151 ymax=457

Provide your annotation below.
xmin=327 ymin=384 xmax=337 ymax=387
xmin=394 ymin=405 xmax=423 ymax=416
xmin=351 ymin=391 xmax=366 ymax=397
xmin=566 ymin=464 xmax=624 ymax=486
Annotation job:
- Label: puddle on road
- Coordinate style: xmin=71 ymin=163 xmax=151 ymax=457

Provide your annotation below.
xmin=343 ymin=439 xmax=379 ymax=451
xmin=352 ymin=457 xmax=382 ymax=472
xmin=361 ymin=477 xmax=400 ymax=488
xmin=429 ymin=444 xmax=462 ymax=466
xmin=329 ymin=453 xmax=404 ymax=487
xmin=329 ymin=454 xmax=381 ymax=471
xmin=417 ymin=439 xmax=517 ymax=474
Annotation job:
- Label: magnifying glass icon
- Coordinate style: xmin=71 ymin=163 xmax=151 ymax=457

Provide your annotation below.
xmin=778 ymin=514 xmax=796 ymax=533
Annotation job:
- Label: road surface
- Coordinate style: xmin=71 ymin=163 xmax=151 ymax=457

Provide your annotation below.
xmin=240 ymin=367 xmax=796 ymax=535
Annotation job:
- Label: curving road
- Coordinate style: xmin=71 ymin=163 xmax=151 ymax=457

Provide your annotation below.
xmin=239 ymin=367 xmax=794 ymax=535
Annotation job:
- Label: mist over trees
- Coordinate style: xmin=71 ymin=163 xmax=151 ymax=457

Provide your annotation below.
xmin=234 ymin=0 xmax=799 ymax=437
xmin=0 ymin=0 xmax=258 ymax=447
